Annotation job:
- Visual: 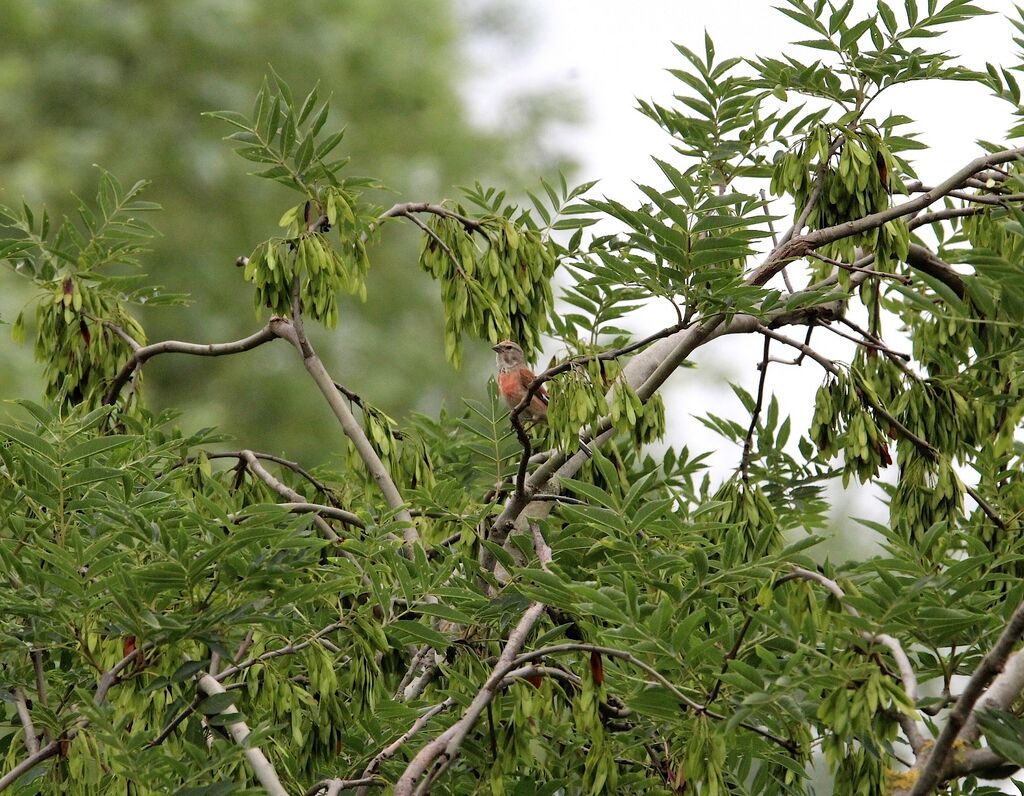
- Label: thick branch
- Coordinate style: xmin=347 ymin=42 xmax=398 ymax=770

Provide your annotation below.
xmin=393 ymin=602 xmax=547 ymax=795
xmin=904 ymin=244 xmax=965 ymax=299
xmin=269 ymin=316 xmax=415 ymax=543
xmin=0 ymin=742 xmax=60 ymax=792
xmin=961 ymin=649 xmax=1024 ymax=743
xmin=752 ymin=146 xmax=1024 ymax=286
xmin=196 ymin=674 xmax=289 ymax=796
xmin=907 ymin=599 xmax=1024 ymax=796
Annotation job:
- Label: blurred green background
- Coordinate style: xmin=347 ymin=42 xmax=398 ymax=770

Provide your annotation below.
xmin=0 ymin=0 xmax=576 ymax=462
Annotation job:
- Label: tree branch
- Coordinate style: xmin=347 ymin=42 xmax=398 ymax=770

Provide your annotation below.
xmin=215 ymin=622 xmax=345 ymax=682
xmin=906 ymin=599 xmax=1024 ymax=795
xmin=201 ymin=450 xmax=344 ymax=507
xmin=306 ymin=778 xmax=381 ymax=796
xmin=238 ymin=450 xmax=345 ymax=540
xmin=904 ymin=244 xmax=965 ymax=299
xmin=393 ymin=602 xmax=547 ymax=795
xmin=196 ymin=674 xmax=289 ymax=796
xmin=508 ymin=643 xmax=799 ymax=754
xmin=377 ymin=202 xmax=482 ymax=232
xmin=11 ymin=689 xmax=38 ymax=755
xmin=781 ymin=567 xmax=923 ymax=752
xmin=269 ymin=313 xmax=415 ymax=544
xmin=740 ymin=336 xmax=771 ymax=482
xmin=960 ymin=649 xmax=1024 ymax=744
xmin=752 ymin=146 xmax=1024 ymax=286
xmin=103 ymin=324 xmax=279 ymax=405
xmin=0 ymin=644 xmax=150 ymax=791
xmin=353 ymin=698 xmax=456 ymax=796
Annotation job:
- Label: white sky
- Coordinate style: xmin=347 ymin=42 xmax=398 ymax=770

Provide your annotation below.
xmin=463 ymin=0 xmax=1019 ymax=531
xmin=507 ymin=0 xmax=1017 ymax=196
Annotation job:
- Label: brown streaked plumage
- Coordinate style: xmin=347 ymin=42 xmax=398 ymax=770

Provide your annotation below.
xmin=492 ymin=340 xmax=548 ymax=422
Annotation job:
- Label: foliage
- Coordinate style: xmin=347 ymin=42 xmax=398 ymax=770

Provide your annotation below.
xmin=4 ymin=2 xmax=1024 ymax=796
xmin=0 ymin=0 xmax=575 ymax=460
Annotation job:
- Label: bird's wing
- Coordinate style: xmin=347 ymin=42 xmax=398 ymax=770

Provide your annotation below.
xmin=520 ymin=368 xmax=548 ymax=404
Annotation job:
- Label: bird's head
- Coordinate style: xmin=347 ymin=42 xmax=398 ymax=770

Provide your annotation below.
xmin=492 ymin=340 xmax=526 ymax=370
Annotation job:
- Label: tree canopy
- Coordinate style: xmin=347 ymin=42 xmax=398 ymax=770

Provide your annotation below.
xmin=4 ymin=1 xmax=1024 ymax=795
xmin=0 ymin=0 xmax=573 ymax=461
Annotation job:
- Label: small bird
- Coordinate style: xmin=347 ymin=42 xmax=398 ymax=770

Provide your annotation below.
xmin=493 ymin=340 xmax=548 ymax=422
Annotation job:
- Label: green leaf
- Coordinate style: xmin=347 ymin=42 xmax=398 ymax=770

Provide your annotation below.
xmin=0 ymin=424 xmax=58 ymax=461
xmin=389 ymin=619 xmax=450 ymax=649
xmin=64 ymin=435 xmax=135 ymax=464
xmin=197 ymin=693 xmax=238 ymax=716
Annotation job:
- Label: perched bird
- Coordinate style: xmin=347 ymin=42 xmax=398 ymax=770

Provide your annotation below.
xmin=493 ymin=340 xmax=548 ymax=422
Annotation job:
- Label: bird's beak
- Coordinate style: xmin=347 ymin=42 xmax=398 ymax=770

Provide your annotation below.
xmin=491 ymin=344 xmax=501 ymax=352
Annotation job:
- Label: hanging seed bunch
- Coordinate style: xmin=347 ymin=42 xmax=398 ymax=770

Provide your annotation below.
xmin=244 ymin=189 xmax=372 ymax=327
xmin=772 ymin=124 xmax=908 ymax=277
xmin=818 ymin=656 xmax=910 ymax=796
xmin=419 ymin=211 xmax=556 ymax=366
xmin=3 ymin=174 xmax=161 ymax=413
xmin=894 ymin=378 xmax=977 ymax=458
xmin=346 ymin=402 xmax=435 ymax=492
xmin=851 ymin=348 xmax=903 ymax=409
xmin=706 ymin=477 xmax=781 ymax=560
xmin=889 ymin=450 xmax=963 ymax=544
xmin=23 ymin=278 xmax=145 ymax=411
xmin=545 ymin=354 xmax=665 ymax=453
xmin=809 ymin=370 xmax=892 ymax=486
xmin=208 ymin=75 xmax=378 ymax=328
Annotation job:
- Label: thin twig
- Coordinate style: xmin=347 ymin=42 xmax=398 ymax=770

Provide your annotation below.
xmin=820 ymin=319 xmax=912 ymax=363
xmin=147 ymin=695 xmax=202 ymax=749
xmin=306 ymin=778 xmax=381 ymax=796
xmin=705 ymin=613 xmax=755 ymax=707
xmin=216 ymin=623 xmax=345 ymax=682
xmin=807 ymin=250 xmax=911 ymax=283
xmin=740 ymin=337 xmax=771 ymax=482
xmin=198 ymin=451 xmax=343 ymax=507
xmin=756 ymin=324 xmax=937 ymax=458
xmin=377 ymin=202 xmax=482 ymax=232
xmin=509 ymin=643 xmax=799 ymax=754
xmin=759 ymin=188 xmax=792 ymax=292
xmin=511 ymin=320 xmax=694 ymax=425
xmin=354 ymin=699 xmax=456 ymax=796
xmin=398 ymin=211 xmax=470 ymax=279
xmin=239 ymin=451 xmax=346 ymax=540
xmin=99 ymin=319 xmax=142 ymax=351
